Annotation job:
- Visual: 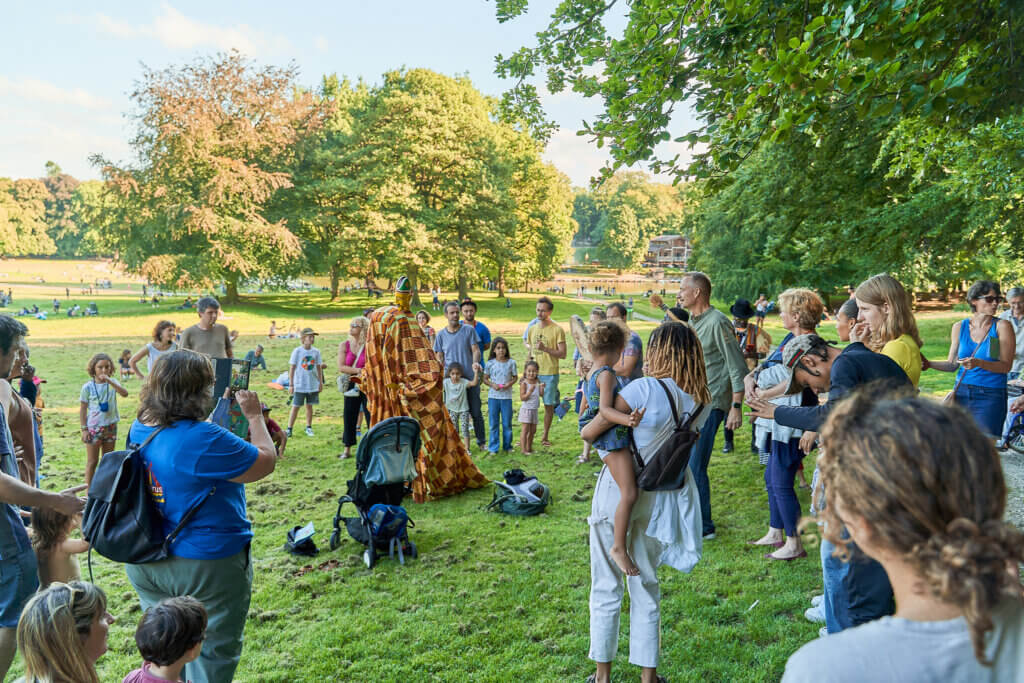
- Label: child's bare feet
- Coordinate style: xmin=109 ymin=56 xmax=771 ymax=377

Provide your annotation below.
xmin=610 ymin=545 xmax=640 ymax=576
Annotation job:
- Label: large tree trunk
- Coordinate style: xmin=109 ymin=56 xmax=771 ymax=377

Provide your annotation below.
xmin=224 ymin=272 xmax=241 ymax=304
xmin=457 ymin=271 xmax=468 ymax=301
xmin=329 ymin=261 xmax=341 ymax=301
xmin=496 ymin=263 xmax=505 ymax=299
xmin=408 ymin=263 xmax=423 ymax=310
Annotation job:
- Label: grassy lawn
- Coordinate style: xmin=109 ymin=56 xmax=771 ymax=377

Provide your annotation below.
xmin=5 ymin=281 xmax=960 ymax=682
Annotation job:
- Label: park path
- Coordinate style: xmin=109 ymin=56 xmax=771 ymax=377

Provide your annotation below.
xmin=1002 ymin=451 xmax=1024 ymax=529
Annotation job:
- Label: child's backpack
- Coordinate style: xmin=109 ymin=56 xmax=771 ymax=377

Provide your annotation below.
xmin=82 ymin=427 xmax=214 ymax=565
xmin=367 ymin=504 xmax=415 ymax=565
xmin=486 ymin=469 xmax=550 ymax=516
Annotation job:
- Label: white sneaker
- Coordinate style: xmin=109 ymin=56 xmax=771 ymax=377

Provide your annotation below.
xmin=811 ymin=594 xmax=824 ymax=608
xmin=804 ymin=606 xmax=825 ymax=623
xmin=305 ymin=426 xmax=314 ymax=437
xmin=702 ymin=532 xmax=716 ymax=540
xmin=343 ymin=387 xmax=360 ymax=397
xmin=818 ymin=627 xmax=828 ymax=638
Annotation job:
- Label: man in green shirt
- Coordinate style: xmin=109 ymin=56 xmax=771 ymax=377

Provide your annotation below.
xmin=679 ymin=272 xmax=748 ymax=539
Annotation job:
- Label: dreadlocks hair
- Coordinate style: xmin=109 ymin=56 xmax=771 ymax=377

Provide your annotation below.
xmin=645 ymin=322 xmax=711 ymax=404
xmin=587 ymin=320 xmax=628 ymax=358
xmin=819 ymin=391 xmax=1024 ymax=666
xmin=854 ymin=273 xmax=923 ymax=351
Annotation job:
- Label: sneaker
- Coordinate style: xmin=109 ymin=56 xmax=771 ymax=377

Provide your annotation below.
xmin=305 ymin=426 xmax=314 ymax=437
xmin=804 ymin=605 xmax=825 ymax=623
xmin=343 ymin=387 xmax=360 ymax=397
xmin=703 ymin=532 xmax=716 ymax=540
xmin=286 ymin=427 xmax=293 ymax=437
xmin=722 ymin=441 xmax=734 ymax=454
xmin=818 ymin=627 xmax=828 ymax=638
xmin=811 ymin=594 xmax=824 ymax=608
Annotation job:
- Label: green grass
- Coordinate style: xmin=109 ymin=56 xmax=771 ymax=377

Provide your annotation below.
xmin=6 ymin=276 xmax=961 ymax=682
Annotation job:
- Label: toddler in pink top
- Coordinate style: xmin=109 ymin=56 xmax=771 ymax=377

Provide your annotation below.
xmin=122 ymin=597 xmax=207 ymax=683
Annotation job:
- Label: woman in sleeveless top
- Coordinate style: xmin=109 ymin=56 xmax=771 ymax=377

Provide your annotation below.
xmin=128 ymin=320 xmax=177 ymax=379
xmin=338 ymin=316 xmax=370 ymax=458
xmin=929 ymin=280 xmax=1015 ymax=437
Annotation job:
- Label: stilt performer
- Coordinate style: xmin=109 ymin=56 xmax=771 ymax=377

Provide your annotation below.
xmin=361 ymin=276 xmax=488 ymax=502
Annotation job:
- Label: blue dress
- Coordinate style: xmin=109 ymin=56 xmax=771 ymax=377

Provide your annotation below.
xmin=578 ymin=365 xmax=632 ymax=452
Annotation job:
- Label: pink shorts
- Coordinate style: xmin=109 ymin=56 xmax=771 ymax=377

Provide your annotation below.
xmin=518 ymin=407 xmax=538 ymax=425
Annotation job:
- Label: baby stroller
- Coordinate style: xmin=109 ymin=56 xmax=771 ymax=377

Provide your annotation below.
xmin=329 ymin=416 xmax=420 ymax=568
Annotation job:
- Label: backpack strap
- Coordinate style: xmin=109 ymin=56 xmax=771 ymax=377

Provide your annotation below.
xmin=655 ymin=379 xmax=681 ymax=427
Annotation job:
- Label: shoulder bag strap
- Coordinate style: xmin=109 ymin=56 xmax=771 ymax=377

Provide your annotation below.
xmin=953 ymin=319 xmax=994 ymax=394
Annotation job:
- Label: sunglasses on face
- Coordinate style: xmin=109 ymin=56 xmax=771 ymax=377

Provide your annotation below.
xmin=974 ymin=295 xmax=1004 ymax=304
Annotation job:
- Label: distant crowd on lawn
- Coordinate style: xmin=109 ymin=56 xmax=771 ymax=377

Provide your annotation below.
xmin=1 ymin=274 xmax=1023 ymax=682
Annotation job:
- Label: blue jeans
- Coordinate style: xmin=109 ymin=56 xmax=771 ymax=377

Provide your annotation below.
xmin=488 ymin=398 xmax=513 ymax=452
xmin=820 ymin=537 xmax=850 ymax=634
xmin=688 ymin=408 xmax=724 ymax=536
xmin=955 ymin=383 xmax=1007 ymax=438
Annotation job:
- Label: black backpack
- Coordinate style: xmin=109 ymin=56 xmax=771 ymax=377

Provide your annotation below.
xmin=82 ymin=426 xmax=215 ymax=564
xmin=630 ymin=380 xmax=703 ymax=491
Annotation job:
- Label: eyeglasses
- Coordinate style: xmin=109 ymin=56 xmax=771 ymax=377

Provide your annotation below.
xmin=973 ymin=295 xmax=1004 ymax=304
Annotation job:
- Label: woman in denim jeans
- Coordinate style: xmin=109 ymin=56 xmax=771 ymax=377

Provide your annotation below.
xmin=930 ymin=280 xmax=1015 ymax=437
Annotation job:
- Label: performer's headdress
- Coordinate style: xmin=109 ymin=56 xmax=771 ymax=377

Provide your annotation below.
xmin=395 ymin=276 xmax=412 ymax=311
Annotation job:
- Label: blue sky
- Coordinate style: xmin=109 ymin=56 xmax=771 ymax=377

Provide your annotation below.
xmin=1 ymin=2 xmax=695 ymax=187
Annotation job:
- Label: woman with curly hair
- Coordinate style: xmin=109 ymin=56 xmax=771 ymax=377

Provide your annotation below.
xmin=783 ymin=393 xmax=1024 ymax=681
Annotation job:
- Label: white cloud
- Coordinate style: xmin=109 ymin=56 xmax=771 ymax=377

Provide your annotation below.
xmin=0 ymin=76 xmax=111 ymax=110
xmin=313 ymin=35 xmax=329 ymax=53
xmin=92 ymin=3 xmax=290 ymax=55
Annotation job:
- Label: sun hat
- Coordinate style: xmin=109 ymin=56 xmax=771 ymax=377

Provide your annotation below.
xmin=300 ymin=327 xmax=318 ymax=337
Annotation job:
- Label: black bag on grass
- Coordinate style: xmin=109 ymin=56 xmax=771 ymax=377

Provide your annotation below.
xmin=487 ymin=470 xmax=550 ymax=516
xmin=82 ymin=427 xmax=214 ymax=564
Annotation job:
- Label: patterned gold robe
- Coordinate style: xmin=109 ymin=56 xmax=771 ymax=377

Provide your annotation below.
xmin=362 ymin=304 xmax=488 ymax=502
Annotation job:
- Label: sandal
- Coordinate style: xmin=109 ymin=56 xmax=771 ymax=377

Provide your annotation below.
xmin=542 ymin=439 xmax=553 ymax=447
xmin=576 ymin=455 xmax=591 ymax=464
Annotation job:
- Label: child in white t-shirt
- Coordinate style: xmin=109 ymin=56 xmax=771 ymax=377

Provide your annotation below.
xmin=288 ymin=328 xmax=325 ymax=437
xmin=80 ymin=353 xmax=128 ymax=485
xmin=444 ymin=362 xmax=482 ymax=452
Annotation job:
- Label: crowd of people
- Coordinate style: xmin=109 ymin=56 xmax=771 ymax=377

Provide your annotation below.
xmin=1 ymin=274 xmax=1023 ymax=681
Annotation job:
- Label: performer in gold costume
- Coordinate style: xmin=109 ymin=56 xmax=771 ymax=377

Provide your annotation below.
xmin=361 ymin=277 xmax=488 ymax=502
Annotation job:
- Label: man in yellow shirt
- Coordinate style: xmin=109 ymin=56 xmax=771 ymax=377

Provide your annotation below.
xmin=527 ymin=297 xmax=566 ymax=446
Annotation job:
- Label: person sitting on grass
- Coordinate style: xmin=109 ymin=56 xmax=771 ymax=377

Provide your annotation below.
xmin=443 ymin=362 xmax=482 ymax=453
xmin=30 ymin=503 xmax=90 ymax=587
xmin=578 ymin=320 xmax=644 ymax=576
xmin=783 ymin=393 xmax=1024 ymax=682
xmin=79 ymin=353 xmax=128 ymax=486
xmin=287 ymin=328 xmax=324 ymax=438
xmin=123 ymin=596 xmax=207 ymax=683
xmin=244 ymin=344 xmax=268 ymax=371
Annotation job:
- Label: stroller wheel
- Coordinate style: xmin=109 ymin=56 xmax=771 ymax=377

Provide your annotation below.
xmin=329 ymin=530 xmax=341 ymax=551
xmin=363 ymin=547 xmax=376 ymax=569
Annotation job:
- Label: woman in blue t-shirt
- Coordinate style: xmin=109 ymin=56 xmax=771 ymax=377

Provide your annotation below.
xmin=124 ymin=350 xmax=277 ymax=683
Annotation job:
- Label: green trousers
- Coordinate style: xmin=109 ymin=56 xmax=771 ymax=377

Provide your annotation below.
xmin=126 ymin=545 xmax=252 ymax=683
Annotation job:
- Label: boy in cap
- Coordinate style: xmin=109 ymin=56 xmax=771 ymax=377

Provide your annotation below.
xmin=287 ymin=327 xmax=325 ymax=437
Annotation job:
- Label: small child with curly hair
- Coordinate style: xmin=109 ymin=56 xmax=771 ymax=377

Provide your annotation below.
xmin=123 ymin=596 xmax=208 ymax=683
xmin=30 ymin=505 xmax=90 ymax=586
xmin=578 ymin=320 xmax=644 ymax=576
xmin=80 ymin=352 xmax=128 ymax=485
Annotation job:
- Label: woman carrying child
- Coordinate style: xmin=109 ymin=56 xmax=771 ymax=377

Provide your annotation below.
xmin=80 ymin=353 xmax=129 ymax=485
xmin=578 ymin=320 xmax=644 ymax=575
xmin=580 ymin=322 xmax=710 ymax=683
xmin=518 ymin=360 xmax=542 ymax=454
xmin=483 ymin=337 xmax=517 ymax=455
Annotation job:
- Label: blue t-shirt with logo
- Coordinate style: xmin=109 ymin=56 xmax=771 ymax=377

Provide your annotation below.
xmin=128 ymin=419 xmax=258 ymax=560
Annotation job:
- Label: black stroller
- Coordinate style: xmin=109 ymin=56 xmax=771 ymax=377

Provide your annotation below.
xmin=329 ymin=416 xmax=420 ymax=568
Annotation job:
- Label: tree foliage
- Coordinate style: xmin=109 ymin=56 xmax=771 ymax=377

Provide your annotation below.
xmin=496 ymin=0 xmax=1023 ymax=182
xmin=0 ymin=177 xmax=57 ymax=256
xmin=92 ymin=52 xmax=327 ymax=301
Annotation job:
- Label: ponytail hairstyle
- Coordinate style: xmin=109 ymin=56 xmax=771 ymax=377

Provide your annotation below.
xmin=17 ymin=581 xmax=107 ymax=683
xmin=819 ymin=392 xmax=1024 ymax=665
xmin=854 ymin=273 xmax=923 ymax=351
xmin=645 ymin=322 xmax=712 ymax=404
xmin=587 ymin=320 xmax=628 ymax=358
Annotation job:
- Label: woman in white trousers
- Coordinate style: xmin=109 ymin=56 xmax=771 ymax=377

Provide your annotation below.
xmin=581 ymin=322 xmax=711 ymax=683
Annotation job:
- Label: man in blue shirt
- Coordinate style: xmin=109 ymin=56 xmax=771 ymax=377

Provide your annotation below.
xmin=747 ymin=333 xmax=911 ymax=636
xmin=435 ymin=302 xmax=483 ymax=449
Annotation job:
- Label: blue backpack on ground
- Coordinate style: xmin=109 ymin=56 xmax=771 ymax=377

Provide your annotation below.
xmin=366 ymin=504 xmax=415 ymax=565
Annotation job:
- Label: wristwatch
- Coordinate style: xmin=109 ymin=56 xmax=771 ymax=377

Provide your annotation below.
xmin=732 ymin=402 xmax=742 ymax=409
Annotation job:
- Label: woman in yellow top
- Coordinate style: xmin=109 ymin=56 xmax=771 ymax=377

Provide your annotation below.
xmin=852 ymin=273 xmax=923 ymax=387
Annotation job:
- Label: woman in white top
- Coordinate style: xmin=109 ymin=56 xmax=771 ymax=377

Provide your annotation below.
xmin=580 ymin=322 xmax=712 ymax=683
xmin=129 ymin=320 xmax=177 ymax=379
xmin=783 ymin=393 xmax=1024 ymax=683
